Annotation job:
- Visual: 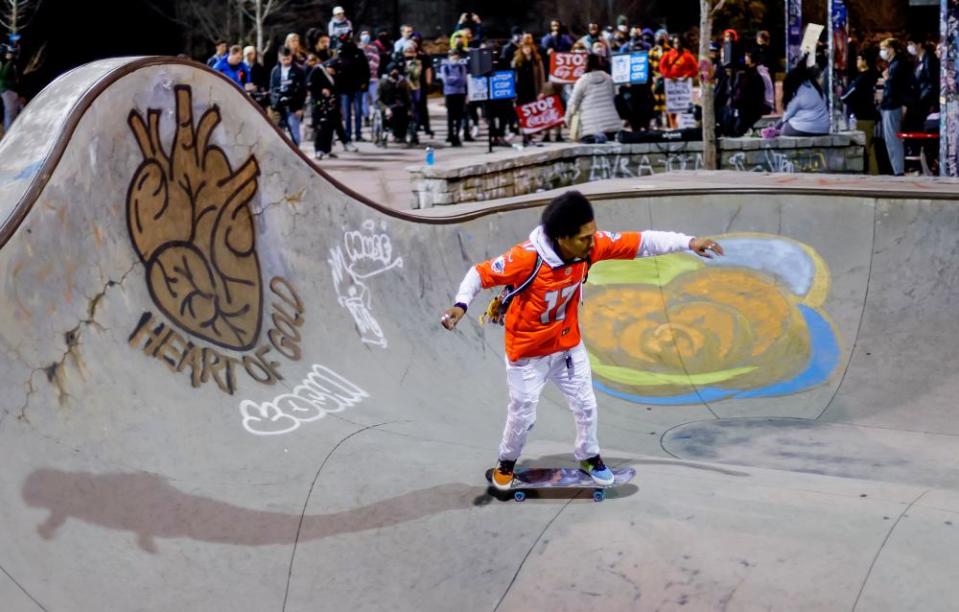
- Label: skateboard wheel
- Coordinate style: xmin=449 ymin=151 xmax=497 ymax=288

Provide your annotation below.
xmin=514 ymin=491 xmax=526 ymax=502
xmin=592 ymin=490 xmax=605 ymax=502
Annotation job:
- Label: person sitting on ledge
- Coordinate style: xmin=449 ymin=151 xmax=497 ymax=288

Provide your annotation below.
xmin=777 ymin=55 xmax=829 ymax=136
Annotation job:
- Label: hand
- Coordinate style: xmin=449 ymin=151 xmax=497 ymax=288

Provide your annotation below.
xmin=295 ymin=110 xmax=303 ymax=119
xmin=689 ymin=237 xmax=724 ymax=259
xmin=441 ymin=306 xmax=466 ymax=330
xmin=322 ymin=88 xmax=331 ymax=97
xmin=385 ymin=108 xmax=393 ymax=118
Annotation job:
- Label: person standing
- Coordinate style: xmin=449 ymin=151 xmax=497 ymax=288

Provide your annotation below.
xmin=440 ymin=190 xmax=723 ymax=491
xmin=328 ymin=6 xmax=353 ymax=49
xmin=513 ymin=34 xmax=545 ymax=146
xmin=413 ymin=36 xmax=434 ymax=138
xmin=440 ymin=49 xmax=468 ymax=146
xmin=215 ymin=46 xmax=252 ymax=89
xmin=879 ymin=38 xmax=915 ymax=176
xmin=207 ymin=41 xmax=227 ymax=68
xmin=244 ymin=46 xmax=270 ymax=108
xmin=402 ymin=43 xmax=424 ymax=145
xmin=394 ymin=25 xmax=415 ymax=55
xmin=649 ymin=30 xmax=670 ymax=127
xmin=359 ymin=30 xmax=381 ymax=125
xmin=307 ymin=60 xmax=338 ymax=159
xmin=841 ymin=51 xmax=881 ymax=174
xmin=335 ymin=32 xmax=371 ymax=143
xmin=270 ymin=48 xmax=307 ymax=145
xmin=908 ymin=40 xmax=939 ymax=127
xmin=0 ymin=43 xmax=21 ymax=133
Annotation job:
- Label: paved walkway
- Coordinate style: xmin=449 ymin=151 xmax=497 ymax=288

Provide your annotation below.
xmin=299 ymin=96 xmax=575 ymax=208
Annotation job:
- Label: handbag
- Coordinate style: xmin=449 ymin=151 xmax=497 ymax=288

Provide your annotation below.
xmin=569 ymin=111 xmax=582 ymax=141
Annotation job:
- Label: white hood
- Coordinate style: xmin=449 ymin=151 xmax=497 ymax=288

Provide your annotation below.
xmin=529 ymin=225 xmax=567 ymax=268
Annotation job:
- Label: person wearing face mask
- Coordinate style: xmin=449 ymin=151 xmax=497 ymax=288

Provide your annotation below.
xmin=879 ymin=38 xmax=917 ymax=175
xmin=328 ymin=6 xmax=353 ymax=49
xmin=377 ymin=62 xmax=412 ymax=144
xmin=359 ymin=31 xmax=380 ymax=126
xmin=841 ymin=50 xmax=881 ymax=174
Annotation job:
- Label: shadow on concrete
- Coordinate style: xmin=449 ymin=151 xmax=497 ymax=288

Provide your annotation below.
xmin=22 ymin=468 xmax=478 ymax=553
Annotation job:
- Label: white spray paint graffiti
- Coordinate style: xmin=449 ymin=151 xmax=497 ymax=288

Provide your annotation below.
xmin=239 ymin=364 xmax=369 ymax=435
xmin=730 ymin=148 xmax=828 ymax=173
xmin=589 ymin=152 xmax=703 ymax=179
xmin=328 ymin=220 xmax=404 ymax=348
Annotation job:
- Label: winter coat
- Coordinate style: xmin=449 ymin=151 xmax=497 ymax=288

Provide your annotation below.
xmin=215 ymin=58 xmax=251 ymax=87
xmin=566 ymin=70 xmax=622 ymax=137
xmin=660 ymin=49 xmax=698 ymax=80
xmin=269 ymin=63 xmax=307 ymax=112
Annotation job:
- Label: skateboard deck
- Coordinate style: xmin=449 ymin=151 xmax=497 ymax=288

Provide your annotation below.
xmin=485 ymin=466 xmax=635 ymax=502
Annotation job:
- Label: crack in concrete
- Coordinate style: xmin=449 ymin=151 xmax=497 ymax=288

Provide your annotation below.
xmin=281 ymin=421 xmax=394 ymax=612
xmin=0 ymin=561 xmax=48 ymax=611
xmin=16 ymin=261 xmax=140 ymax=421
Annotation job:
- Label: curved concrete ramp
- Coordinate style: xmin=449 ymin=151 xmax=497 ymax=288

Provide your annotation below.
xmin=2 ymin=58 xmax=959 ymax=611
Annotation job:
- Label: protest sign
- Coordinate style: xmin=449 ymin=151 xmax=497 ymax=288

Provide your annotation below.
xmin=665 ymin=78 xmax=693 ymax=113
xmin=549 ymin=52 xmax=588 ymax=83
xmin=516 ymin=95 xmax=565 ymax=134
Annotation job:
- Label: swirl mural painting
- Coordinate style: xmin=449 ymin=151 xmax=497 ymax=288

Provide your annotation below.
xmin=582 ymin=233 xmax=841 ymax=405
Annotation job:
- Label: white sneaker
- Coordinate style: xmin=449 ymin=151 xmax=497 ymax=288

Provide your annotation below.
xmin=314 ymin=152 xmax=326 ymax=160
xmin=470 ymin=125 xmax=480 ymax=139
xmin=343 ymin=142 xmax=359 ymax=152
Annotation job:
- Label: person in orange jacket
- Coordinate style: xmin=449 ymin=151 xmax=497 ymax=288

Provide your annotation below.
xmin=660 ymin=35 xmax=698 ymax=80
xmin=440 ymin=191 xmax=723 ymax=491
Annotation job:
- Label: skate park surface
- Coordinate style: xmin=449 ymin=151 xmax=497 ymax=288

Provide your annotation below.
xmin=3 ymin=57 xmax=959 ymax=611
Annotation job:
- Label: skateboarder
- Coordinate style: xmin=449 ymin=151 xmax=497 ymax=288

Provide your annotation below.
xmin=441 ymin=191 xmax=723 ymax=491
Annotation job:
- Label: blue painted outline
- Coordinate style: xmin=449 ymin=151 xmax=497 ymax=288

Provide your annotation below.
xmin=592 ymin=305 xmax=840 ymax=405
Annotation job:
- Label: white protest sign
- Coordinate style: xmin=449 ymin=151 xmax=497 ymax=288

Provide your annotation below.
xmin=665 ymin=78 xmax=693 ymax=113
xmin=801 ymin=23 xmax=824 ymax=66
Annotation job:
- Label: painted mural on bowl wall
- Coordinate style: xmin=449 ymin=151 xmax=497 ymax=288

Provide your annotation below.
xmin=581 ymin=233 xmax=841 ymax=405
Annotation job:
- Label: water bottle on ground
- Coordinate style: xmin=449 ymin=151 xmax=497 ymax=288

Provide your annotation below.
xmin=425 ymin=146 xmax=435 ymax=166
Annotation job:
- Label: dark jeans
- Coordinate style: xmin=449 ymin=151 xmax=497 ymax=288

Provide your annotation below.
xmin=339 ymin=91 xmax=364 ymax=141
xmin=446 ymin=93 xmax=466 ymax=141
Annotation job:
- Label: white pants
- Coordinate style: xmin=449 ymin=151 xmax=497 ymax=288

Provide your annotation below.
xmin=499 ymin=341 xmax=600 ymax=462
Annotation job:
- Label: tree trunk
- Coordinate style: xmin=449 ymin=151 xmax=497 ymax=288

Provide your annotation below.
xmin=699 ymin=0 xmax=718 ymax=170
xmin=256 ymin=0 xmax=264 ymax=57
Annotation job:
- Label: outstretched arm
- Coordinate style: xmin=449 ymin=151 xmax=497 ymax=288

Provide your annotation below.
xmin=638 ymin=230 xmax=723 ymax=258
xmin=441 ymin=267 xmax=482 ymax=329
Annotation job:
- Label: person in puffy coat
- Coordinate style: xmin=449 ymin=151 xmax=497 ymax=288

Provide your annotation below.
xmin=565 ymin=54 xmax=622 ymax=142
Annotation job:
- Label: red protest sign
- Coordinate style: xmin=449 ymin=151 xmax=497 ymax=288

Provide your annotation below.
xmin=516 ymin=95 xmax=565 ymax=134
xmin=549 ymin=52 xmax=587 ymax=84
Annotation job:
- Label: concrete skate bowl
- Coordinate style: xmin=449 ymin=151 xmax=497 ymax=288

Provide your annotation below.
xmin=2 ymin=57 xmax=959 ymax=611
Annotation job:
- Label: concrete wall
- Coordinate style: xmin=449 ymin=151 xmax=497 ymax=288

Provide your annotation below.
xmin=410 ymin=133 xmax=866 ymax=208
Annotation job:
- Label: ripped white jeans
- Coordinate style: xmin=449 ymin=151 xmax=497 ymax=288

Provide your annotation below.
xmin=499 ymin=341 xmax=599 ymax=462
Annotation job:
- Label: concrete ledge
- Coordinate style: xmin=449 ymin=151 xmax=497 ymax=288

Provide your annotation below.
xmin=410 ymin=131 xmax=867 ymax=208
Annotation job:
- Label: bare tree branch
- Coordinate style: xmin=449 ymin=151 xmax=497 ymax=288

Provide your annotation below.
xmin=710 ymin=0 xmax=728 ymax=18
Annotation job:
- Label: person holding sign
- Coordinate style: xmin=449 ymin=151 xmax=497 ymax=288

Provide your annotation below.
xmin=565 ymin=54 xmax=622 ymax=142
xmin=513 ymin=35 xmax=546 ymax=146
xmin=660 ymin=35 xmax=698 ymax=128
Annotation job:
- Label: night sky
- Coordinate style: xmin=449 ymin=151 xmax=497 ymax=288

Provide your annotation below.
xmin=17 ymin=0 xmax=182 ymax=96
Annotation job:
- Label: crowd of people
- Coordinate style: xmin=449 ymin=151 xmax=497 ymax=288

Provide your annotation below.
xmin=197 ymin=9 xmax=939 ymax=176
xmin=203 ymin=9 xmax=789 ymax=159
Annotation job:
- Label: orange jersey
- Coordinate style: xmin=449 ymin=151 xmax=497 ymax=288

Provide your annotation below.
xmin=476 ymin=231 xmax=642 ymax=361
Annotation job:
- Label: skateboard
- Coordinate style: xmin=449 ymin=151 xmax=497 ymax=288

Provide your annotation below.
xmin=484 ymin=466 xmax=636 ymax=502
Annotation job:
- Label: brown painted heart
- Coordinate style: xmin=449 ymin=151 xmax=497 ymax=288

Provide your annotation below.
xmin=127 ymin=85 xmax=263 ymax=350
